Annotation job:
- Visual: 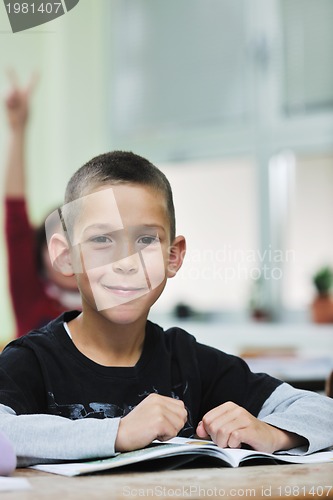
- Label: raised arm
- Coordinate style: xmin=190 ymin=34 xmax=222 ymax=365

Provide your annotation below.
xmin=4 ymin=72 xmax=37 ymax=198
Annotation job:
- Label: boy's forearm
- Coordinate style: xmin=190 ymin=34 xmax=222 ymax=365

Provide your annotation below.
xmin=259 ymin=383 xmax=333 ymax=454
xmin=5 ymin=129 xmax=26 ymax=198
xmin=0 ymin=405 xmax=120 ymax=466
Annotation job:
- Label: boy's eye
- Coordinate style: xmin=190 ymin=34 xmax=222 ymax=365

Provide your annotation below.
xmin=137 ymin=235 xmax=159 ymax=246
xmin=89 ymin=235 xmax=112 ymax=244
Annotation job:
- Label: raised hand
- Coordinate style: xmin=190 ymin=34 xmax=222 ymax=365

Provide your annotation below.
xmin=5 ymin=69 xmax=38 ymax=130
xmin=4 ymin=70 xmax=39 ymax=197
xmin=115 ymin=393 xmax=188 ymax=452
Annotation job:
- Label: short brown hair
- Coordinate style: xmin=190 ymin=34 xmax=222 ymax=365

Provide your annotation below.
xmin=63 ymin=151 xmax=176 ymax=241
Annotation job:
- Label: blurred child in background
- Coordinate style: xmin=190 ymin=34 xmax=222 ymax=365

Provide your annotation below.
xmin=3 ymin=73 xmax=80 ymax=337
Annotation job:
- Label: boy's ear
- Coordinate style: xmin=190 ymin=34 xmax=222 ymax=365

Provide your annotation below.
xmin=48 ymin=233 xmax=75 ymax=276
xmin=167 ymin=235 xmax=186 ymax=278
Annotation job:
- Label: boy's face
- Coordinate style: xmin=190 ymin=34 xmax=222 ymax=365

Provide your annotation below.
xmin=51 ymin=183 xmax=184 ymax=324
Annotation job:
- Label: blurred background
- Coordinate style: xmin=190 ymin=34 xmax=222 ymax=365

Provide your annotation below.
xmin=0 ymin=0 xmax=333 ymax=349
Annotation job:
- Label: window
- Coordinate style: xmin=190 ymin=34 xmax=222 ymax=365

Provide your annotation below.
xmin=281 ymin=0 xmax=333 ymax=114
xmin=107 ymin=0 xmax=333 ymax=320
xmin=154 ymin=158 xmax=258 ymax=314
xmin=283 ymin=154 xmax=333 ymax=310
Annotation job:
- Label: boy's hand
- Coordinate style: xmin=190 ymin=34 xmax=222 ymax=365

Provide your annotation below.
xmin=5 ymin=70 xmax=37 ymax=131
xmin=196 ymin=402 xmax=305 ymax=453
xmin=115 ymin=393 xmax=188 ymax=452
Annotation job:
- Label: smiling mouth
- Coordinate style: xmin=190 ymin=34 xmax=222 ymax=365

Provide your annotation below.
xmin=102 ymin=285 xmax=148 ymax=297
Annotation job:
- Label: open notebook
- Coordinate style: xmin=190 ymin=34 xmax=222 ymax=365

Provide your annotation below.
xmin=30 ymin=437 xmax=333 ymax=476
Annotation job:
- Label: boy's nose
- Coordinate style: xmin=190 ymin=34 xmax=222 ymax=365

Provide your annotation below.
xmin=112 ymin=253 xmax=139 ymax=274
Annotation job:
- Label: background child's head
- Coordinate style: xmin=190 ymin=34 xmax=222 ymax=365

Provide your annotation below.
xmin=63 ymin=151 xmax=176 ymax=243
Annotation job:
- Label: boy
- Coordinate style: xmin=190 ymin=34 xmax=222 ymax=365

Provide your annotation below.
xmin=0 ymin=151 xmax=332 ymax=467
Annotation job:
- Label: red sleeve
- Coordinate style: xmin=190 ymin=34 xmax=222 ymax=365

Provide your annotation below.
xmin=4 ymin=198 xmax=60 ymax=337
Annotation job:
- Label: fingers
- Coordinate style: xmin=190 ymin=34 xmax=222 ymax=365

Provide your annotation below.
xmin=5 ymin=69 xmax=19 ymax=106
xmin=225 ymin=429 xmax=243 ymax=449
xmin=115 ymin=394 xmax=188 ymax=452
xmin=5 ymin=68 xmax=38 ymax=100
xmin=147 ymin=394 xmax=188 ymax=441
xmin=4 ymin=70 xmax=36 ymax=128
xmin=196 ymin=421 xmax=210 ymax=439
xmin=199 ymin=402 xmax=256 ymax=449
xmin=139 ymin=393 xmax=188 ymax=443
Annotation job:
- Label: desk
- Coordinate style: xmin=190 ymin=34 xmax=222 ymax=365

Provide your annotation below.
xmin=5 ymin=463 xmax=333 ymax=499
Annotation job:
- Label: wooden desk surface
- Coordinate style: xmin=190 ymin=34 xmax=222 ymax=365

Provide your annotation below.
xmin=5 ymin=463 xmax=333 ymax=499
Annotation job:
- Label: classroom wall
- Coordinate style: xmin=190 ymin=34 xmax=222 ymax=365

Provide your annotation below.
xmin=1 ymin=1 xmax=332 ymax=342
xmin=0 ymin=0 xmax=111 ymax=342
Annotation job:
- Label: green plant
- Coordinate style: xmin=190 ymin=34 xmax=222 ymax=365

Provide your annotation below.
xmin=313 ymin=266 xmax=333 ymax=295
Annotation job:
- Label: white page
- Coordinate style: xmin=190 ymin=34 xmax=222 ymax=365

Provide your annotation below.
xmin=31 ymin=437 xmax=333 ymax=476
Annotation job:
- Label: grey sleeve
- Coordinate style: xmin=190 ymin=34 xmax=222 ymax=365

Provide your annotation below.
xmin=0 ymin=403 xmax=120 ymax=467
xmin=258 ymin=382 xmax=333 ymax=455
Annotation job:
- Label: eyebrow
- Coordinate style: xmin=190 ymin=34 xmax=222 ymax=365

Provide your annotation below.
xmin=139 ymin=224 xmax=166 ymax=233
xmin=82 ymin=224 xmax=166 ymax=234
xmin=82 ymin=223 xmax=122 ymax=234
